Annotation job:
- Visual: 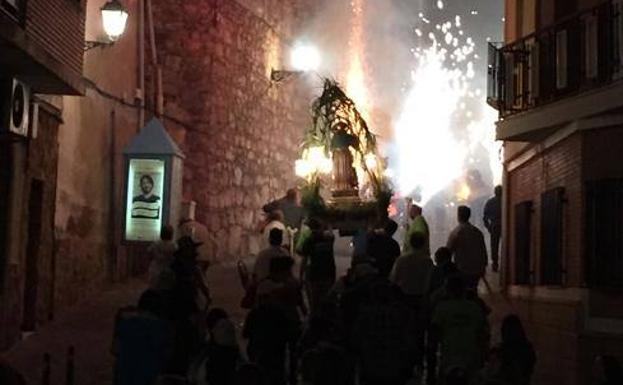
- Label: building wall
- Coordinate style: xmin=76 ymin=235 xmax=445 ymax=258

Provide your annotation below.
xmin=52 ymin=0 xmax=140 ymax=308
xmin=507 ymin=133 xmax=583 ymax=286
xmin=148 ymin=0 xmax=314 ymax=261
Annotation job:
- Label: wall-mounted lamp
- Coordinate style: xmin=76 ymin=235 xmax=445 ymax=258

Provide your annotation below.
xmin=271 ymin=43 xmax=321 ymax=83
xmin=85 ymin=0 xmax=129 ymax=51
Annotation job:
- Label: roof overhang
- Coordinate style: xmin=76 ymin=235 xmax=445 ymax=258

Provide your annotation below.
xmin=0 ymin=17 xmax=84 ymax=95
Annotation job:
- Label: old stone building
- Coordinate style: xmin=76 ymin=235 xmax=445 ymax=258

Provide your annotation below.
xmin=1 ymin=0 xmax=315 ymax=351
xmin=147 ymin=0 xmax=315 ymax=261
xmin=489 ymin=0 xmax=623 ymax=383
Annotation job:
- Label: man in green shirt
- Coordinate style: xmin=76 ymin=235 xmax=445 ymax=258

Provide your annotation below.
xmin=431 ymin=275 xmax=489 ymax=382
xmin=403 ymin=204 xmax=430 ymax=255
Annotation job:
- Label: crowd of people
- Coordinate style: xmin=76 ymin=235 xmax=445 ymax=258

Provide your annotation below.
xmin=108 ymin=188 xmax=623 ymax=385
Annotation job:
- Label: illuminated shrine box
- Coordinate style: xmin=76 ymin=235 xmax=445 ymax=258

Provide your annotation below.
xmin=123 ymin=118 xmax=185 ymax=242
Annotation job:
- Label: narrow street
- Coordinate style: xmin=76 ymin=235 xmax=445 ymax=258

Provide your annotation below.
xmin=3 ymin=250 xmax=511 ymax=385
xmin=3 ymin=260 xmax=247 ymax=385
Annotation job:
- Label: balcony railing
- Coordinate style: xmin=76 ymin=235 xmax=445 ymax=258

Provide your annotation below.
xmin=488 ymin=0 xmax=623 ymax=118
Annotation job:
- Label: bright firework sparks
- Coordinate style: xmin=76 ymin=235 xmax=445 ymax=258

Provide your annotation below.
xmin=392 ymin=9 xmax=502 ymax=204
xmin=346 ymin=0 xmax=370 ymax=121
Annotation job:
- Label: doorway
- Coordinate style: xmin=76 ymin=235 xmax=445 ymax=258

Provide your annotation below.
xmin=22 ymin=179 xmax=44 ymax=332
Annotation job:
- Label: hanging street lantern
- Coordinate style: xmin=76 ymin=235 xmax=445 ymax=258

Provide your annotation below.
xmin=85 ymin=0 xmax=129 ymax=51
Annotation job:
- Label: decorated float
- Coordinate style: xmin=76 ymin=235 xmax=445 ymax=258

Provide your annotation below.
xmin=295 ymin=79 xmax=393 ymax=234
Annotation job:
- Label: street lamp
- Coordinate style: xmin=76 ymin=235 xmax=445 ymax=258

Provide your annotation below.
xmin=271 ymin=43 xmax=321 ymax=82
xmin=85 ymin=0 xmax=129 ymax=51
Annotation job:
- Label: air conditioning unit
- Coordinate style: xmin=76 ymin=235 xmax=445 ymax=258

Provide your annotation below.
xmin=1 ymin=78 xmax=30 ymax=137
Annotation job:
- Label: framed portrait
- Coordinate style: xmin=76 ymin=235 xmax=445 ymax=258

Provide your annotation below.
xmin=125 ymin=158 xmax=165 ymax=241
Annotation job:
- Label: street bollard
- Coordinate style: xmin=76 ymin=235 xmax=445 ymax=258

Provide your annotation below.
xmin=42 ymin=353 xmax=51 ymax=385
xmin=66 ymin=345 xmax=75 ymax=385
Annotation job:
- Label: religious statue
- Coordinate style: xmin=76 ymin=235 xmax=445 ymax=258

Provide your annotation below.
xmin=330 ymin=124 xmax=359 ymax=198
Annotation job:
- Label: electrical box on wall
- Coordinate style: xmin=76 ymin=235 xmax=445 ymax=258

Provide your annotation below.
xmin=0 ymin=78 xmax=30 ymax=137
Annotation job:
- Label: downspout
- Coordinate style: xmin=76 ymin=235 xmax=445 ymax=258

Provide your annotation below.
xmin=138 ymin=0 xmax=145 ymax=129
xmin=108 ymin=110 xmax=117 ymax=282
xmin=146 ymin=0 xmax=163 ymax=117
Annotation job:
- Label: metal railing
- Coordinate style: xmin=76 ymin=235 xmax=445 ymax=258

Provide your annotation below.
xmin=488 ymin=0 xmax=623 ymax=118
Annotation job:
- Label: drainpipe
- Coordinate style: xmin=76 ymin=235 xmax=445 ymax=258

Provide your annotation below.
xmin=146 ymin=0 xmax=163 ymax=117
xmin=108 ymin=110 xmax=117 ymax=282
xmin=138 ymin=0 xmax=145 ymax=129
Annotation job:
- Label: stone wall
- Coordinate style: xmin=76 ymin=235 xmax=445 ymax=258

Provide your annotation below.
xmin=149 ymin=0 xmax=315 ymax=261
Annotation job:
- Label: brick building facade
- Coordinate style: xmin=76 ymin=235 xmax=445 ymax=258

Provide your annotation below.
xmin=490 ymin=0 xmax=623 ymax=383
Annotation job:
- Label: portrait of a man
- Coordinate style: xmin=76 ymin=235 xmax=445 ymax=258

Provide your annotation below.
xmin=131 ymin=174 xmax=161 ymax=219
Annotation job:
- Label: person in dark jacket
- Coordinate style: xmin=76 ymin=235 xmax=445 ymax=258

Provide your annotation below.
xmin=483 ymin=186 xmax=502 ymax=272
xmin=298 ymin=218 xmax=336 ymax=314
xmin=368 ymin=219 xmax=401 ymax=278
xmin=495 ymin=314 xmax=536 ymax=385
xmin=243 ymin=291 xmax=291 ymax=385
xmin=114 ymin=290 xmax=171 ymax=385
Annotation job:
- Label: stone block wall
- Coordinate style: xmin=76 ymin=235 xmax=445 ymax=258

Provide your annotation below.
xmin=149 ymin=0 xmax=315 ymax=261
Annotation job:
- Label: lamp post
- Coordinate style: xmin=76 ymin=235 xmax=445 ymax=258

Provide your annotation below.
xmin=270 ymin=43 xmax=321 ymax=82
xmin=85 ymin=0 xmax=129 ymax=51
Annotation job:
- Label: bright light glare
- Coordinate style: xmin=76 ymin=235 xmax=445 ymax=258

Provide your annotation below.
xmin=394 ymin=41 xmax=467 ymax=204
xmin=364 ymin=153 xmax=378 ymax=170
xmin=102 ymin=8 xmax=128 ymax=41
xmin=295 ymin=146 xmax=332 ymax=179
xmin=291 ymin=44 xmax=321 ymax=72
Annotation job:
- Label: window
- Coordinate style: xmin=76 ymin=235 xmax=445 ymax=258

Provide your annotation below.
xmin=515 ymin=201 xmax=533 ymax=285
xmin=541 ymin=187 xmax=565 ymax=285
xmin=586 ymin=179 xmax=623 ymax=287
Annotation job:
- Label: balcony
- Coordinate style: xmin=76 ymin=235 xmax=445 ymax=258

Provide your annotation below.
xmin=488 ymin=0 xmax=623 ymax=141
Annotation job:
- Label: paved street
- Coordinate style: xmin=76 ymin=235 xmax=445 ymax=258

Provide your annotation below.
xmin=1 ymin=259 xmax=250 ymax=385
xmin=1 ymin=250 xmax=509 ymax=385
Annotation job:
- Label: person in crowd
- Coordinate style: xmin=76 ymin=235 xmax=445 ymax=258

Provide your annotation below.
xmin=429 ymin=247 xmax=459 ymax=295
xmin=495 ymin=314 xmax=536 ymax=385
xmin=368 ymin=219 xmax=401 ymax=278
xmin=593 ymin=355 xmax=623 ymax=385
xmin=148 ymin=225 xmax=177 ymax=290
xmin=192 ymin=308 xmax=241 ymax=385
xmin=256 ymin=257 xmax=307 ymax=385
xmin=254 ymin=228 xmax=290 ymax=283
xmin=300 ymin=343 xmax=351 ymax=385
xmin=403 ymin=204 xmax=430 ymax=255
xmin=297 ymin=218 xmax=336 ymax=314
xmin=114 ymin=290 xmax=171 ymax=385
xmin=243 ymin=290 xmax=291 ymax=385
xmin=390 ymin=232 xmax=434 ymax=302
xmin=352 ymin=281 xmax=416 ymax=385
xmin=167 ymin=236 xmax=210 ymax=374
xmin=262 ymin=210 xmax=288 ymax=249
xmin=473 ymin=347 xmax=511 ymax=385
xmin=0 ymin=358 xmax=26 ymax=385
xmin=390 ymin=231 xmax=434 ymax=374
xmin=426 ymin=247 xmax=458 ymax=385
xmin=483 ymin=185 xmax=502 ymax=273
xmin=263 ymin=188 xmax=304 ymax=231
xmin=234 ymin=363 xmax=266 ymax=385
xmin=447 ymin=206 xmax=488 ymax=289
xmin=431 ymin=275 xmax=489 ymax=383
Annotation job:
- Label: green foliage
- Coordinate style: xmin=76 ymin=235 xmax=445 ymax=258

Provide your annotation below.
xmin=300 ymin=78 xmax=394 ymax=220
